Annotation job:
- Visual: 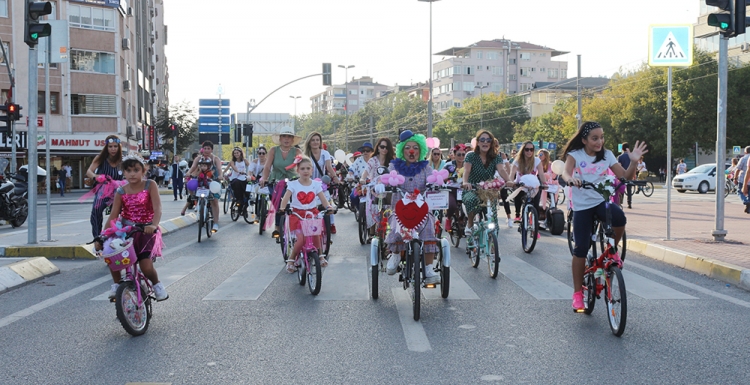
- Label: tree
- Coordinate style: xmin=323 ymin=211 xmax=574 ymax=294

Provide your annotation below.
xmin=154 ymin=101 xmax=198 ymax=159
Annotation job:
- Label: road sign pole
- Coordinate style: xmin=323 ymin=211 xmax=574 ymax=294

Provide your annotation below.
xmin=27 ymin=45 xmax=38 ymax=244
xmin=712 ymin=35 xmax=728 ymax=242
xmin=44 ymin=36 xmax=54 ymax=242
xmin=666 ymin=66 xmax=672 ymax=241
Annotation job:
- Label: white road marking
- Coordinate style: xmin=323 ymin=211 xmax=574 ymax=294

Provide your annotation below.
xmin=314 ymin=254 xmax=369 ymax=300
xmin=0 ymin=219 xmax=89 ymax=238
xmin=499 ymin=254 xmax=572 ymax=300
xmin=422 ymin=267 xmax=480 ymax=300
xmin=621 ymin=270 xmax=697 ymax=300
xmin=392 ymin=288 xmax=432 ymax=352
xmin=203 ymin=250 xmax=282 ymax=301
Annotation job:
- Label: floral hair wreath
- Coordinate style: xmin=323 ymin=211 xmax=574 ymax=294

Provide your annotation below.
xmin=106 ymin=137 xmax=121 ymax=144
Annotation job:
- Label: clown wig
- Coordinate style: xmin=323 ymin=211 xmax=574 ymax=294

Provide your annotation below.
xmin=395 ymin=130 xmax=429 ymax=162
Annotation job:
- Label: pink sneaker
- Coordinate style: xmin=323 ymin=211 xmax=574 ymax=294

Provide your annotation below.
xmin=611 ymin=252 xmax=623 ymax=269
xmin=536 ymin=232 xmax=541 ymax=239
xmin=572 ymin=291 xmax=584 ymax=311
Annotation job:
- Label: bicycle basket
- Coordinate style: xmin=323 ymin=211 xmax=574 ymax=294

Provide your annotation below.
xmin=476 ymin=189 xmax=502 ymax=205
xmin=300 ymin=217 xmax=324 ymax=236
xmin=99 ymin=238 xmax=137 ymax=271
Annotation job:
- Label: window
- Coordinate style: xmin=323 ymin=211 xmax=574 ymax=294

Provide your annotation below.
xmin=465 ymin=66 xmax=472 ymax=75
xmin=349 ymin=99 xmax=358 ymax=106
xmin=349 ymin=89 xmax=357 ymax=95
xmin=491 ymin=66 xmax=503 ymax=76
xmin=546 ymin=94 xmax=557 ymax=104
xmin=70 ymin=50 xmax=115 ymax=74
xmin=487 ymin=51 xmax=499 ymax=60
xmin=475 ymin=50 xmax=483 ymax=59
xmin=560 ymin=69 xmax=567 ymax=78
xmin=486 ymin=66 xmax=491 ymax=71
xmin=509 ymin=58 xmax=516 ymax=65
xmin=367 ymin=89 xmax=373 ymax=96
xmin=69 ymin=5 xmax=115 ymax=31
xmin=548 ymin=69 xmax=558 ymax=78
xmin=0 ymin=0 xmax=8 ymax=18
xmin=520 ymin=67 xmax=532 ymax=77
xmin=71 ymin=94 xmax=116 ymax=115
xmin=520 ymin=52 xmax=531 ymax=61
xmin=540 ymin=53 xmax=547 ymax=57
xmin=462 ymin=82 xmax=475 ymax=91
xmin=477 ymin=65 xmax=482 ymax=71
xmin=38 ymin=91 xmax=60 ymax=114
xmin=491 ymin=82 xmax=502 ymax=92
xmin=453 ymin=101 xmax=461 ymax=108
xmin=539 ymin=67 xmax=546 ymax=72
xmin=0 ymin=42 xmax=8 ymax=66
xmin=360 ymin=90 xmax=364 ymax=95
xmin=433 ymin=71 xmax=439 ymax=80
xmin=520 ymin=83 xmax=532 ymax=92
xmin=453 ymin=65 xmax=462 ymax=75
xmin=509 ymin=74 xmax=517 ymax=80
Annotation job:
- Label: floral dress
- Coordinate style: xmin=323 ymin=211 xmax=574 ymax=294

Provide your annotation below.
xmin=462 ymin=151 xmax=504 ymax=216
xmin=384 ymin=160 xmax=438 ymax=254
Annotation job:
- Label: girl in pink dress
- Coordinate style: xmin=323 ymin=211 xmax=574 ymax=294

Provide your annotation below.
xmin=101 ymin=152 xmax=168 ymax=301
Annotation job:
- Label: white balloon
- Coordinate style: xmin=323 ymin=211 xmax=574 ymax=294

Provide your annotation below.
xmin=551 ymin=159 xmax=566 ymax=176
xmin=334 ymin=149 xmax=347 ymax=164
xmin=345 ymin=153 xmax=354 ymax=166
xmin=209 ymin=181 xmax=221 ymax=194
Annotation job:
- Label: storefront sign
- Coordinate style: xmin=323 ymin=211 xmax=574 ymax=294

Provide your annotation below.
xmin=70 ymin=0 xmax=120 ymax=8
xmin=0 ymin=132 xmax=28 ymax=150
xmin=25 ymin=116 xmax=44 ymax=128
xmin=34 ymin=134 xmax=131 ymax=151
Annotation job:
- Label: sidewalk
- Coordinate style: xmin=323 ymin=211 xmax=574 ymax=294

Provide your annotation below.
xmin=623 ymin=189 xmax=749 ymax=290
xmin=35 ymin=187 xmax=186 ymax=205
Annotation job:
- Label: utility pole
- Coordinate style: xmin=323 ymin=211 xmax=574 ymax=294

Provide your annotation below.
xmin=217 ymin=84 xmax=223 ymax=160
xmin=44 ymin=35 xmax=53 ymax=242
xmin=369 ymin=115 xmax=374 ymax=144
xmin=27 ymin=43 xmax=39 ymax=244
xmin=338 ymin=65 xmax=354 ymax=151
xmin=712 ymin=35 xmax=728 ymax=241
xmin=576 ymin=54 xmax=582 ymax=128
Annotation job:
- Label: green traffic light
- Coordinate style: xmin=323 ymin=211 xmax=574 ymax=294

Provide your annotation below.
xmin=31 ymin=33 xmax=38 ymax=40
xmin=721 ymin=22 xmax=729 ymax=29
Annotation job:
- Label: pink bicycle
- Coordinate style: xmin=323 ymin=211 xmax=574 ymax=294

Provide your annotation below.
xmin=283 ymin=207 xmax=333 ymax=295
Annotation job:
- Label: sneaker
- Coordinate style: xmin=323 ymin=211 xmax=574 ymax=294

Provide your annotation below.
xmin=745 ymin=203 xmax=750 ymax=214
xmin=536 ymin=232 xmax=541 ymax=239
xmin=507 ymin=218 xmax=514 ymax=228
xmin=108 ymin=283 xmax=119 ymax=299
xmin=331 ymin=224 xmax=337 ymax=234
xmin=386 ymin=253 xmax=400 ymax=275
xmin=212 ymin=223 xmax=219 ymax=233
xmin=153 ymin=282 xmax=169 ymax=301
xmin=424 ymin=264 xmax=441 ymax=284
xmin=514 ymin=216 xmax=521 ymax=223
xmin=464 ymin=227 xmax=472 ymax=236
xmin=572 ymin=291 xmax=584 ymax=311
xmin=611 ymin=251 xmax=623 ymax=269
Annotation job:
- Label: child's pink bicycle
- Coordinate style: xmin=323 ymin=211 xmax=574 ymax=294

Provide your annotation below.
xmin=283 ymin=206 xmax=334 ymax=295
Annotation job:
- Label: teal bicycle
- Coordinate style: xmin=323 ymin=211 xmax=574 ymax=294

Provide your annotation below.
xmin=465 ymin=185 xmax=502 ymax=279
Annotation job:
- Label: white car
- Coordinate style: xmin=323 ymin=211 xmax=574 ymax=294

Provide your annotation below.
xmin=672 ymin=163 xmax=718 ymax=194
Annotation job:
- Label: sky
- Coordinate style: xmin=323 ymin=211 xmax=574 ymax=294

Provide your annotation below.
xmin=164 ymin=0 xmax=700 ymax=117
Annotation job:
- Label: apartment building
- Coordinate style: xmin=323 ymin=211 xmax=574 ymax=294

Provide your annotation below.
xmin=694 ymin=0 xmax=750 ymax=61
xmin=310 ymin=76 xmax=389 ymax=115
xmin=0 ymin=0 xmax=168 ymax=189
xmin=520 ymin=77 xmax=609 ymax=118
xmin=432 ymin=39 xmax=569 ymax=113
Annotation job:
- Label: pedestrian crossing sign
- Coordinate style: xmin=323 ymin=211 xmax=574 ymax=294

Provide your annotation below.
xmin=649 ymin=25 xmax=693 ymax=67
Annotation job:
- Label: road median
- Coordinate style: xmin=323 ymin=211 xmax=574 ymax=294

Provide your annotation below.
xmin=0 ymin=257 xmax=59 ymax=294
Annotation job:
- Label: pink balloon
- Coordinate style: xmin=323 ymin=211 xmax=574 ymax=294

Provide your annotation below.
xmin=432 ymin=138 xmax=440 ymax=149
xmin=381 ymin=170 xmax=405 ymax=186
xmin=471 ymin=138 xmax=477 ymax=150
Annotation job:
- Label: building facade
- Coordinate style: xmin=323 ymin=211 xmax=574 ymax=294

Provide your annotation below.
xmin=309 ymin=76 xmax=389 ymax=115
xmin=432 ymin=39 xmax=569 ymax=113
xmin=521 ymin=77 xmax=610 ymax=118
xmin=694 ymin=1 xmax=750 ymax=62
xmin=0 ymin=0 xmax=168 ymax=188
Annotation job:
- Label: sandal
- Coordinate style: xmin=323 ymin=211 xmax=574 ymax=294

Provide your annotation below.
xmin=319 ymin=255 xmax=328 ymax=268
xmin=285 ymin=260 xmax=297 ymax=273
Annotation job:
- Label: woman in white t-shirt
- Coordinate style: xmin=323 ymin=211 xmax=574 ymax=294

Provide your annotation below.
xmin=510 ymin=141 xmax=547 ymax=222
xmin=561 ymin=121 xmax=647 ymax=311
xmin=304 ymin=132 xmax=340 ymax=234
xmin=229 ymin=147 xmax=251 ymax=211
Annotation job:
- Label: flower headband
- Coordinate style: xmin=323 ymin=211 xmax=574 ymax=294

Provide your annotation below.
xmin=106 ymin=137 xmax=121 ymax=144
xmin=580 ymin=122 xmax=601 ymax=138
xmin=122 ymin=151 xmax=146 ymax=165
xmin=453 ymin=144 xmax=468 ymax=153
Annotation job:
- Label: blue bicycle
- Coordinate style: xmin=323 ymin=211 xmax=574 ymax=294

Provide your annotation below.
xmin=465 ymin=185 xmax=501 ymax=278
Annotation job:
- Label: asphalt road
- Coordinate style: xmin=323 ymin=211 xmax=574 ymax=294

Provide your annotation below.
xmin=1 ymin=208 xmax=749 ymax=384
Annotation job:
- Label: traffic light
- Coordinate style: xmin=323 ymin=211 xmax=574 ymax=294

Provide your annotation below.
xmin=707 ymin=1 xmax=734 ymax=35
xmin=24 ymin=1 xmax=52 ymax=47
xmin=322 ymin=63 xmax=331 ymax=86
xmin=170 ymin=123 xmax=177 ymax=138
xmin=245 ymin=123 xmax=254 ymax=147
xmin=7 ymin=103 xmax=21 ymax=121
xmin=736 ymin=0 xmax=749 ymax=36
xmin=234 ymin=124 xmax=243 ymax=143
xmin=0 ymin=101 xmax=19 ymax=132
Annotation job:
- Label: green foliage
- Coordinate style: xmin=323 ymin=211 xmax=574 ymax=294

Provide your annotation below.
xmin=155 ymin=101 xmax=198 ymax=159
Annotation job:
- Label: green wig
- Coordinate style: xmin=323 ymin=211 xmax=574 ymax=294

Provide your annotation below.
xmin=395 ymin=130 xmax=429 ymax=161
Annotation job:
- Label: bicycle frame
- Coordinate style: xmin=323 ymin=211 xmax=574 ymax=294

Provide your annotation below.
xmin=468 ymin=197 xmax=499 ymax=254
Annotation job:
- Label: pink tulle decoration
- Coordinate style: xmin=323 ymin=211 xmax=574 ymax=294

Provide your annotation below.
xmin=380 ymin=170 xmax=405 ymax=186
xmin=79 ymin=177 xmax=127 ymax=208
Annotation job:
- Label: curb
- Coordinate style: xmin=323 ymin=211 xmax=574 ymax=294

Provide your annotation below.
xmin=0 ymin=213 xmax=198 ymax=260
xmin=627 ymin=239 xmax=750 ymax=291
xmin=0 ymin=257 xmax=60 ymax=294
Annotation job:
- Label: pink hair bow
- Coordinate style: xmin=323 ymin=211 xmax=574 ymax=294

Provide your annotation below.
xmin=380 ymin=170 xmax=405 ymax=186
xmin=426 ymin=169 xmax=449 ymax=185
xmin=285 ymin=155 xmax=303 ymax=170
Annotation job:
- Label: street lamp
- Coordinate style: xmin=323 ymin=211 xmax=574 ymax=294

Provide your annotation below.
xmin=475 ymin=84 xmax=487 ymax=130
xmin=418 ymin=0 xmax=440 ymax=137
xmin=289 ymin=96 xmax=301 ymax=130
xmin=338 ymin=64 xmax=355 ymax=150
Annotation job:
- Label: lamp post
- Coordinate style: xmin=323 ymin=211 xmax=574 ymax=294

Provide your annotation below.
xmin=475 ymin=84 xmax=487 ymax=130
xmin=338 ymin=64 xmax=354 ymax=150
xmin=418 ymin=0 xmax=440 ymax=137
xmin=289 ymin=95 xmax=301 ymax=129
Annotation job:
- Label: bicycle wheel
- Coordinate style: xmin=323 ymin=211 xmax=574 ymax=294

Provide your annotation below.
xmin=605 ymin=266 xmax=627 ymax=336
xmin=521 ymin=205 xmax=538 ymax=253
xmin=205 ymin=204 xmax=213 ymax=239
xmin=257 ymin=195 xmax=267 ymax=235
xmin=322 ymin=214 xmax=332 ymax=257
xmin=582 ymin=253 xmax=597 ymax=315
xmin=488 ymin=232 xmax=501 ymax=279
xmin=115 ymin=282 xmax=150 ymax=336
xmin=566 ymin=210 xmax=574 ymax=255
xmin=468 ymin=232 xmax=481 ymax=268
xmin=358 ymin=202 xmax=367 ymax=245
xmin=223 ymin=187 xmax=232 ymax=214
xmin=230 ymin=198 xmax=240 ymax=222
xmin=642 ymin=182 xmax=654 ymax=197
xmin=198 ymin=200 xmax=205 ymax=243
xmin=411 ymin=241 xmax=421 ymax=321
xmin=297 ymin=254 xmax=306 ymax=286
xmin=279 ymin=216 xmax=288 ymax=261
xmin=449 ymin=214 xmax=462 ymax=248
xmin=307 ymin=251 xmax=322 ymax=295
xmin=438 ymin=244 xmax=450 ymax=299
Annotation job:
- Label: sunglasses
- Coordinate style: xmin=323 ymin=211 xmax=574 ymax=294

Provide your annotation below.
xmin=106 ymin=138 xmax=121 ymax=144
xmin=524 ymin=148 xmax=535 ymax=152
xmin=477 ymin=137 xmax=492 ymax=143
xmin=257 ymin=152 xmax=267 ymax=155
xmin=432 ymin=153 xmax=441 ymax=156
xmin=456 ymin=153 xmax=466 ymax=157
xmin=378 ymin=145 xmax=388 ymax=149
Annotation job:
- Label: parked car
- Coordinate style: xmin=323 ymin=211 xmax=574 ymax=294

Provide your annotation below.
xmin=672 ymin=163 xmax=719 ymax=193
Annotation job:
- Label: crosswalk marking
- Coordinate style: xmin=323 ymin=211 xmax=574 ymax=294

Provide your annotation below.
xmin=392 ymin=288 xmax=432 ymax=352
xmin=204 ymin=252 xmax=282 ymax=301
xmin=499 ymin=254 xmax=572 ymax=299
xmin=422 ymin=267 xmax=479 ymax=300
xmin=314 ymin=255 xmax=369 ymax=300
xmin=622 ymin=270 xmax=698 ymax=300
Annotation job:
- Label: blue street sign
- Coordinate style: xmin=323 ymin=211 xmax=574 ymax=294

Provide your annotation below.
xmin=648 ymin=25 xmax=693 ymax=67
xmin=198 ymin=116 xmax=230 ymax=125
xmin=198 ymin=124 xmax=230 ymax=133
xmin=199 ymin=99 xmax=230 ymax=107
xmin=733 ymin=146 xmax=741 ymax=154
xmin=199 ymin=107 xmax=231 ymax=115
xmin=547 ymin=143 xmax=557 ymax=150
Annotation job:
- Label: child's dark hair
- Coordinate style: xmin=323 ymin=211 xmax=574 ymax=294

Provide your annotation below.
xmin=202 ymin=140 xmax=214 ymax=149
xmin=561 ymin=121 xmax=606 ymax=163
xmin=122 ymin=159 xmax=146 ymax=171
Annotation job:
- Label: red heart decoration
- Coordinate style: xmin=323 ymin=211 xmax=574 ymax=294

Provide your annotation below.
xmin=395 ymin=200 xmax=429 ymax=230
xmin=297 ymin=191 xmax=315 ymax=205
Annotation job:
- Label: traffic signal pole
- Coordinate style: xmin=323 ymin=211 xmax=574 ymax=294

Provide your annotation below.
xmin=27 ymin=44 xmax=38 ymax=244
xmin=712 ymin=35 xmax=728 ymax=241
